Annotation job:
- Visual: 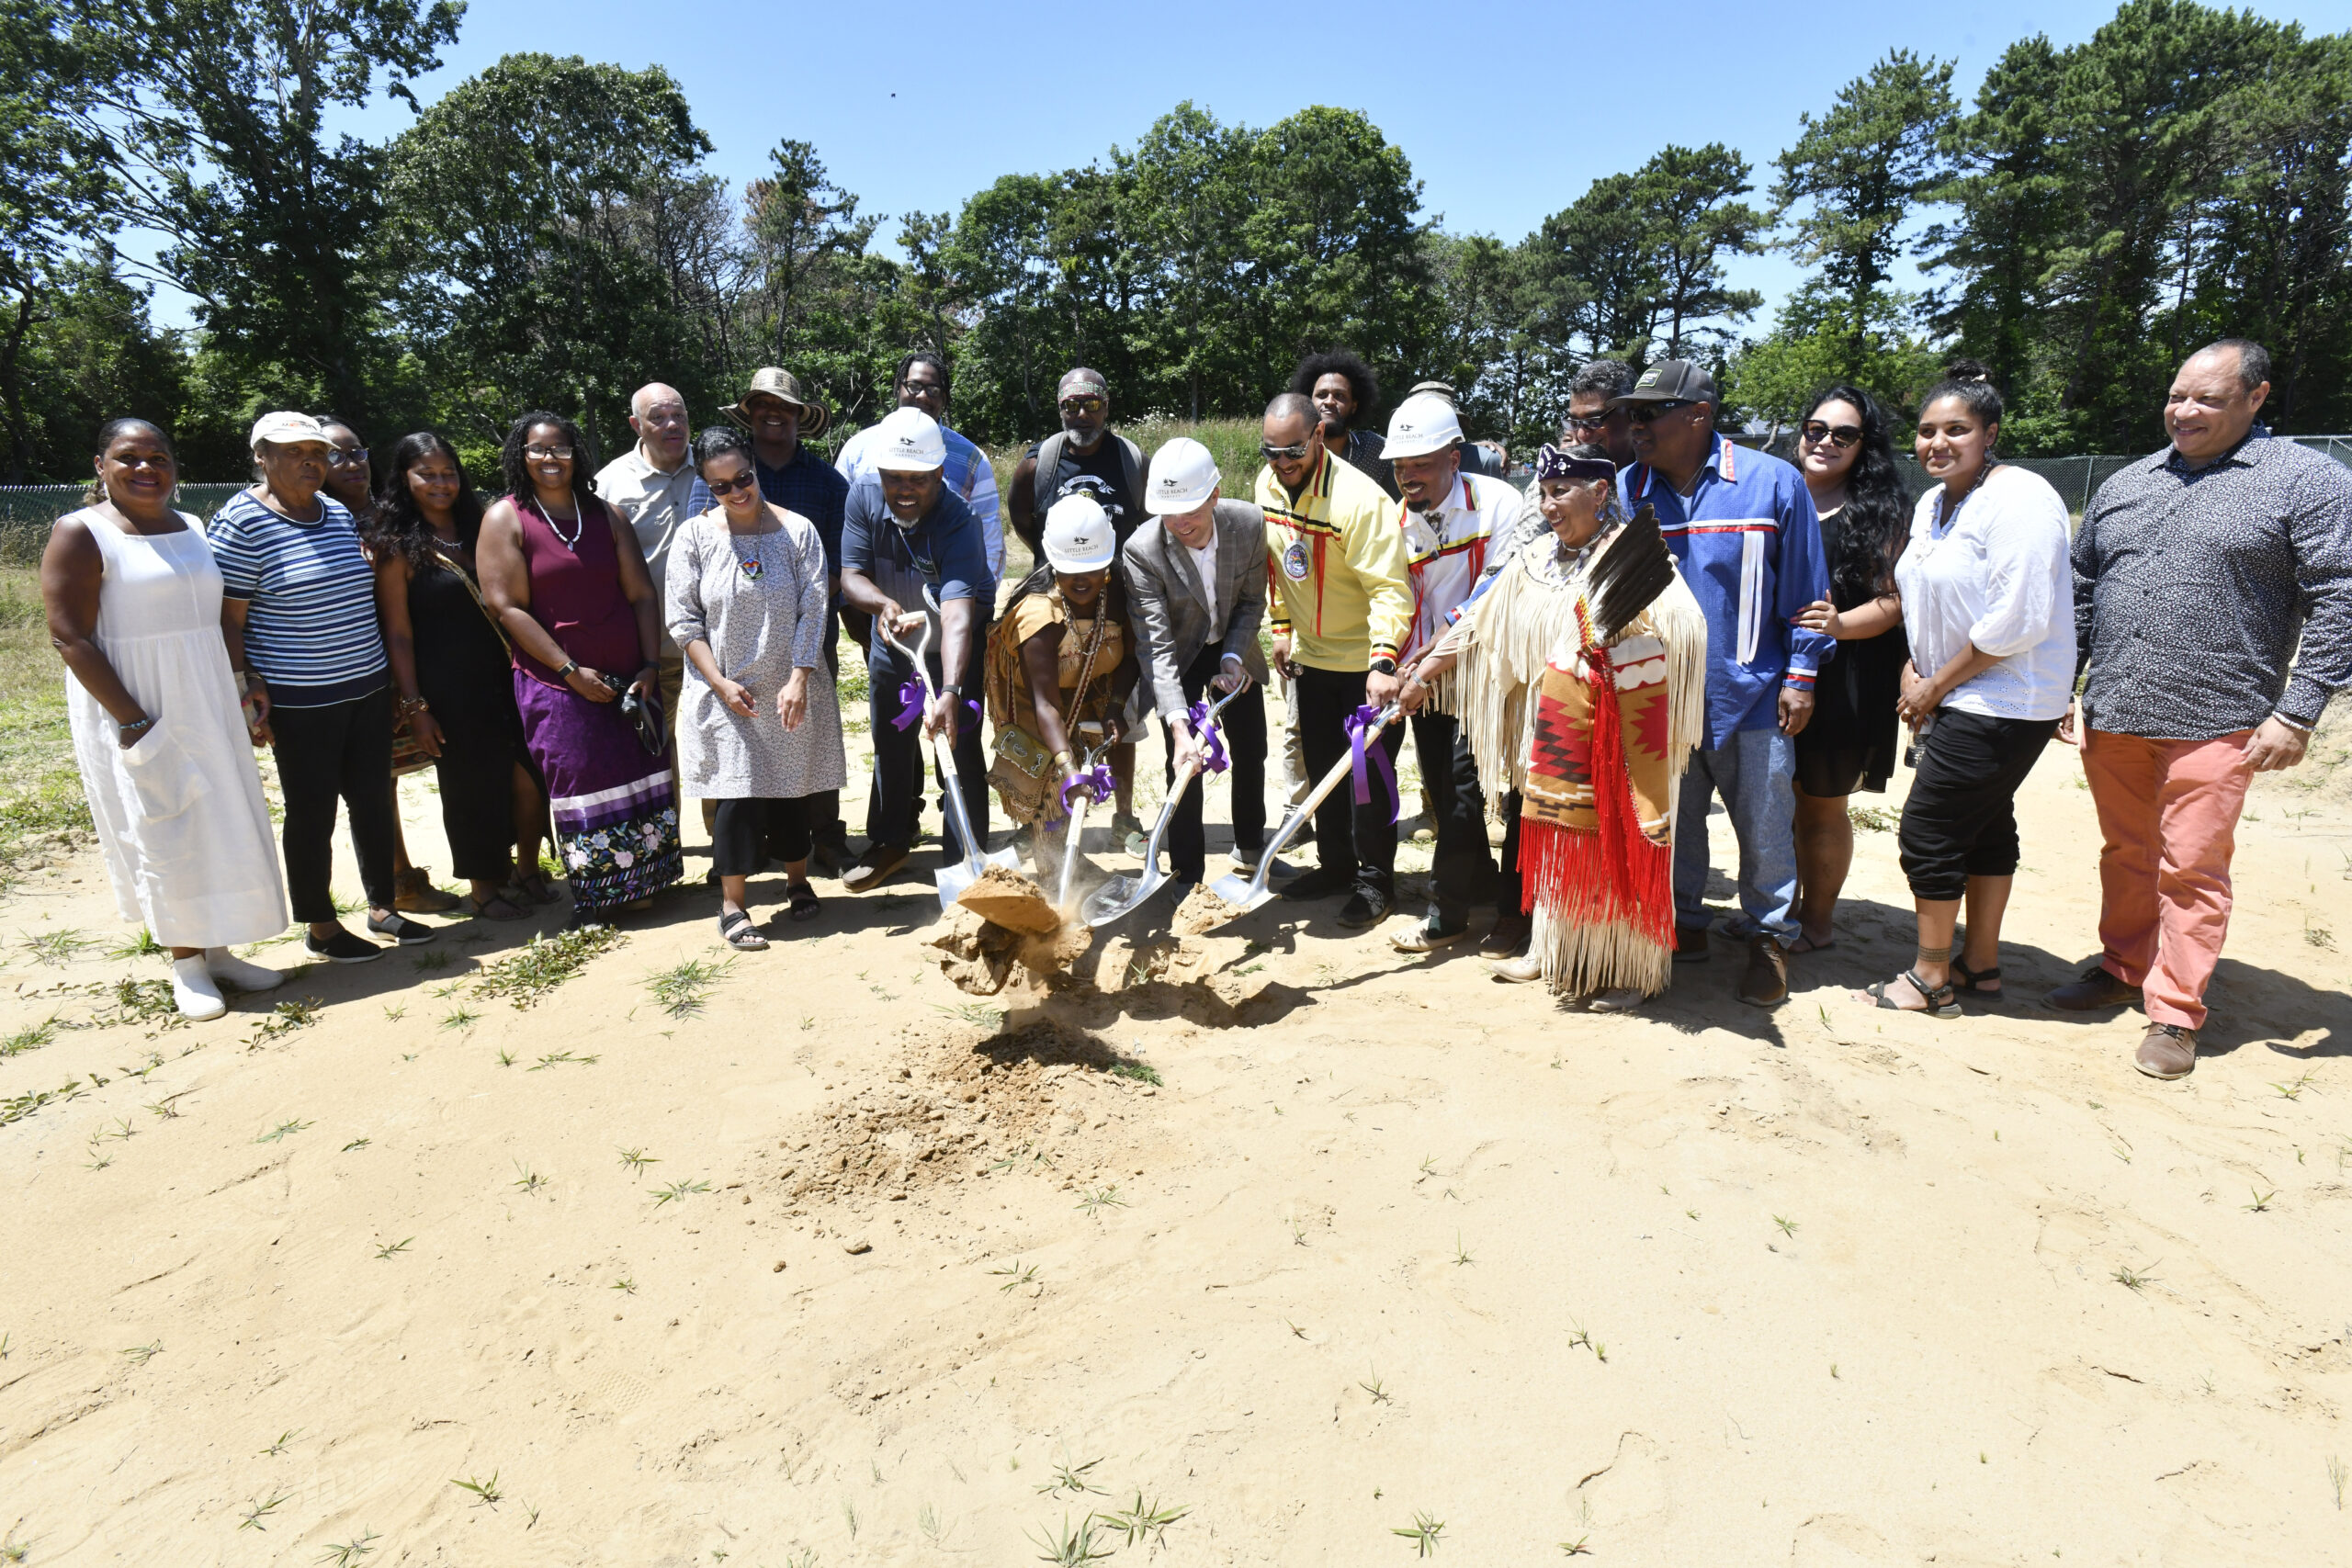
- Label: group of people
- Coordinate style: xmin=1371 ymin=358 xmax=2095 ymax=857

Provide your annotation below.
xmin=44 ymin=335 xmax=2350 ymax=1081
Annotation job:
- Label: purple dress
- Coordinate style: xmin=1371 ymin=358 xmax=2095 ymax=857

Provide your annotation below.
xmin=511 ymin=498 xmax=681 ymax=914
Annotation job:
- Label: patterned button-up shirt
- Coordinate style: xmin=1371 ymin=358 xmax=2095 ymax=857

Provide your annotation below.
xmin=2074 ymin=430 xmax=2352 ymax=740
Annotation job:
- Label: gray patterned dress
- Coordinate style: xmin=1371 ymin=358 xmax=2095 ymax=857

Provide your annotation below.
xmin=663 ymin=508 xmax=847 ymax=801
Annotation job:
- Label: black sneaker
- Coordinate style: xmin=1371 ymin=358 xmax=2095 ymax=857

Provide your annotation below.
xmin=1279 ymin=865 xmax=1351 ymax=901
xmin=1338 ymin=886 xmax=1393 ymax=930
xmin=365 ymin=911 xmax=436 ymax=945
xmin=304 ymin=928 xmax=382 ymax=964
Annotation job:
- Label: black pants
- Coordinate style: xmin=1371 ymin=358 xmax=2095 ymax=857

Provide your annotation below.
xmin=1897 ymin=709 xmax=2059 ymax=901
xmin=270 ymin=685 xmax=399 ymax=924
xmin=1295 ymin=663 xmax=1403 ymax=892
xmin=1497 ymin=790 xmax=1524 ymax=917
xmin=710 ymin=796 xmax=815 ymax=877
xmin=1410 ymin=711 xmax=1495 ymax=927
xmin=867 ymin=634 xmax=989 ymax=861
xmin=815 ymin=606 xmax=869 ymax=850
xmin=1159 ymin=645 xmax=1268 ymax=884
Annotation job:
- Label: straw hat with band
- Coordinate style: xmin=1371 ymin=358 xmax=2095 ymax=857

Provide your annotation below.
xmin=729 ymin=367 xmax=830 ymax=439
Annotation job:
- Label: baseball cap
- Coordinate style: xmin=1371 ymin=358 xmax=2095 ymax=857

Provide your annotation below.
xmin=1145 ymin=437 xmax=1219 ymax=514
xmin=249 ymin=412 xmax=329 ymax=452
xmin=1609 ymin=359 xmax=1719 ymax=409
xmin=869 ymin=407 xmax=946 ymax=471
xmin=1383 ymin=393 xmax=1464 ymax=459
xmin=732 ymin=367 xmax=831 ymax=436
xmin=1042 ymin=494 xmax=1116 ymax=573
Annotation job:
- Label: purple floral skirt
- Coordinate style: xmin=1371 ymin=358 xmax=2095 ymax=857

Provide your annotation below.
xmin=514 ymin=671 xmax=681 ymax=914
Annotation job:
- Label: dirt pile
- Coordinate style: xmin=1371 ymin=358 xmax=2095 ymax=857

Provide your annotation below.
xmin=1172 ymin=881 xmax=1242 ymax=935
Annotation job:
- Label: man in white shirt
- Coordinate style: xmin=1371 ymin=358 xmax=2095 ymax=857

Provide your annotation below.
xmin=594 ymin=382 xmax=698 ymax=769
xmin=835 ymin=351 xmax=1003 ymax=581
xmin=1387 ymin=392 xmax=1519 ymax=952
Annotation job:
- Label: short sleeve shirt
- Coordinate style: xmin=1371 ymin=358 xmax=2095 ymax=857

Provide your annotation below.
xmin=208 ymin=489 xmax=387 ymax=708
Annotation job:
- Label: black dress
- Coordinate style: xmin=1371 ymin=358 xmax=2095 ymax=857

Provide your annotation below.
xmin=408 ymin=548 xmax=526 ymax=881
xmin=1795 ymin=506 xmax=1910 ymax=797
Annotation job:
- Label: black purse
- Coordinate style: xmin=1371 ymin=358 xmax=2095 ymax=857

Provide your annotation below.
xmin=602 ymin=671 xmax=669 ymax=758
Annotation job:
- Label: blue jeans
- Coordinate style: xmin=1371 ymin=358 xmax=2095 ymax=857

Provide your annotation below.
xmin=1673 ymin=725 xmax=1798 ymax=944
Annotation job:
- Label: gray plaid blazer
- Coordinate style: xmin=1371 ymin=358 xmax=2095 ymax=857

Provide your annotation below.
xmin=1122 ymin=500 xmax=1271 ymax=719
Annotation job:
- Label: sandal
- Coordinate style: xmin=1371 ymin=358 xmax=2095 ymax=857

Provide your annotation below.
xmin=1866 ymin=968 xmax=1961 ymax=1018
xmin=512 ymin=872 xmax=561 ymax=905
xmin=718 ymin=908 xmax=769 ymax=951
xmin=460 ymin=894 xmax=529 ymax=921
xmin=786 ymin=880 xmax=820 ymax=923
xmin=1951 ymin=958 xmax=2004 ymax=995
xmin=1787 ymin=931 xmax=1838 ymax=954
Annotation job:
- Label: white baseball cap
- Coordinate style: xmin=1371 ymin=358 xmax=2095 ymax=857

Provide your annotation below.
xmin=1042 ymin=494 xmax=1116 ymax=573
xmin=1383 ymin=393 xmax=1464 ymax=459
xmin=249 ymin=411 xmax=329 ymax=452
xmin=870 ymin=406 xmax=946 ymax=471
xmin=1145 ymin=437 xmax=1220 ymax=514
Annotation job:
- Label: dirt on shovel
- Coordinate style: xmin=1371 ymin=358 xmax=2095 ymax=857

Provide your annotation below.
xmin=953 ymin=862 xmax=1062 ymax=934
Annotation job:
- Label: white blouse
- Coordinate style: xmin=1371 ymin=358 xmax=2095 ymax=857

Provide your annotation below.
xmin=1894 ymin=465 xmax=2075 ymax=722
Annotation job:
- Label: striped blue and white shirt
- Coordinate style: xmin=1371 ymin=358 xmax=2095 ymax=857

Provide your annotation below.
xmin=209 ymin=489 xmax=387 ymax=708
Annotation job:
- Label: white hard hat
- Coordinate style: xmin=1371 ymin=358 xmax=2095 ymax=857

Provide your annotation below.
xmin=1145 ymin=437 xmax=1220 ymax=515
xmin=250 ymin=411 xmax=328 ymax=452
xmin=870 ymin=406 xmax=945 ymax=471
xmin=1042 ymin=494 xmax=1116 ymax=573
xmin=1383 ymin=392 xmax=1464 ymax=459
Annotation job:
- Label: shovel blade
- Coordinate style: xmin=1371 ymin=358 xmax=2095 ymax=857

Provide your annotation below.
xmin=1082 ymin=867 xmax=1165 ymax=928
xmin=1204 ymin=871 xmax=1273 ymax=919
xmin=933 ymin=863 xmax=976 ymax=912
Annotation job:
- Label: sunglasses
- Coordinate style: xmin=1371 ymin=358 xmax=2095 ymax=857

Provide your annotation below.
xmin=1625 ymin=400 xmax=1695 ymax=425
xmin=705 ymin=470 xmax=759 ymax=497
xmin=1800 ymin=420 xmax=1862 ymax=449
xmin=1565 ymin=411 xmax=1619 ymax=431
xmin=325 ymin=447 xmax=370 ymax=468
xmin=1260 ymin=442 xmax=1313 ymax=462
xmin=524 ymin=444 xmax=574 ymax=461
xmin=1058 ymin=396 xmax=1105 ymax=415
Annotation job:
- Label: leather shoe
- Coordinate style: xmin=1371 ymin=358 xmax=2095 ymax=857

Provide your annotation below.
xmin=2134 ymin=1021 xmax=2199 ymax=1080
xmin=1487 ymin=953 xmax=1544 ymax=984
xmin=1480 ymin=912 xmax=1530 ymax=957
xmin=1391 ymin=918 xmax=1470 ymax=953
xmin=1738 ymin=935 xmax=1788 ymax=1008
xmin=1278 ymin=865 xmax=1351 ymax=902
xmin=393 ymin=866 xmax=461 ymax=914
xmin=1338 ymin=886 xmax=1392 ymax=930
xmin=1674 ymin=923 xmax=1713 ymax=964
xmin=2045 ymin=962 xmax=2142 ymax=1011
xmin=841 ymin=843 xmax=909 ymax=893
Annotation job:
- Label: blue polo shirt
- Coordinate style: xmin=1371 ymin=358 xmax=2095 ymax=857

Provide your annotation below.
xmin=841 ymin=485 xmax=994 ymax=657
xmin=1623 ymin=438 xmax=1831 ymax=748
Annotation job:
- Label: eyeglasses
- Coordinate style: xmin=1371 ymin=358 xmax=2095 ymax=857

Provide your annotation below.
xmin=1565 ymin=411 xmax=1618 ymax=431
xmin=1260 ymin=442 xmax=1313 ymax=462
xmin=524 ymin=445 xmax=574 ymax=461
xmin=705 ymin=471 xmax=759 ymax=497
xmin=1058 ymin=396 xmax=1105 ymax=416
xmin=1800 ymin=420 xmax=1861 ymax=449
xmin=1625 ymin=400 xmax=1695 ymax=425
xmin=325 ymin=447 xmax=369 ymax=468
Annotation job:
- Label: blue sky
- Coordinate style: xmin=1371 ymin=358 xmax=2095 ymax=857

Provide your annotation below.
xmin=146 ymin=0 xmax=2352 ymax=333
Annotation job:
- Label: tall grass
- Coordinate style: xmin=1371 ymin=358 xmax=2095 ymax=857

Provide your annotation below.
xmin=0 ymin=565 xmax=93 ymax=872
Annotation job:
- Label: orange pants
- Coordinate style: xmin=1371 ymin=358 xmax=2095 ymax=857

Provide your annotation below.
xmin=2082 ymin=728 xmax=2254 ymax=1030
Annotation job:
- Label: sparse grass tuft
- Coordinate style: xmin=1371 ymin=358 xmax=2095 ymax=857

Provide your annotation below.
xmin=1773 ymin=1213 xmax=1799 ymax=1238
xmin=1106 ymin=1059 xmax=1162 ymax=1087
xmin=650 ymin=1178 xmax=711 ymax=1207
xmin=1101 ymin=1490 xmax=1188 ymax=1547
xmin=1076 ymin=1185 xmax=1126 ymax=1215
xmin=512 ymin=1162 xmax=548 ymax=1196
xmin=373 ymin=1236 xmax=413 ymax=1260
xmin=529 ymin=1049 xmax=598 ymax=1070
xmin=2245 ymin=1188 xmax=2277 ymax=1212
xmin=1392 ymin=1511 xmax=1445 ymax=1556
xmin=450 ymin=1472 xmax=502 ymax=1508
xmin=237 ymin=1490 xmax=292 ymax=1530
xmin=122 ymin=1338 xmax=161 ymax=1365
xmin=19 ymin=927 xmax=93 ymax=966
xmin=0 ymin=1018 xmax=57 ymax=1057
xmin=438 ymin=1005 xmax=481 ymax=1033
xmin=992 ymin=1259 xmax=1042 ymax=1294
xmin=2112 ymin=1260 xmax=2158 ymax=1292
xmin=255 ymin=1118 xmax=311 ymax=1144
xmin=1848 ymin=804 xmax=1896 ymax=832
xmin=318 ymin=1529 xmax=380 ymax=1565
xmin=249 ymin=996 xmax=323 ymax=1043
xmin=1036 ymin=1455 xmax=1105 ymax=1498
xmin=647 ymin=954 xmax=732 ymax=1018
xmin=475 ymin=925 xmax=624 ymax=1010
xmin=617 ymin=1147 xmax=658 ymax=1174
xmin=1025 ymin=1512 xmax=1114 ymax=1565
xmin=106 ymin=928 xmax=166 ymax=961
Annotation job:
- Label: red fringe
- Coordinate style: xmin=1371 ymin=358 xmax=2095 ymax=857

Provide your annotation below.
xmin=1516 ymin=652 xmax=1673 ymax=945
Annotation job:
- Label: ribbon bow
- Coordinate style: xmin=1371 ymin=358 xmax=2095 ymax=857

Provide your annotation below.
xmin=1344 ymin=704 xmax=1400 ymax=824
xmin=1183 ymin=700 xmax=1230 ymax=775
xmin=1047 ymin=762 xmax=1116 ymax=822
xmin=889 ymin=678 xmax=978 ymax=733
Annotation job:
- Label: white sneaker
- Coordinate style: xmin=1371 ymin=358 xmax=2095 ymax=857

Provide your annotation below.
xmin=171 ymin=954 xmax=228 ymax=1021
xmin=205 ymin=947 xmax=285 ymax=993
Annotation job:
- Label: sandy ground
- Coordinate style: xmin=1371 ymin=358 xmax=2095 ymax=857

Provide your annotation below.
xmin=2 ymin=694 xmax=2348 ymax=1566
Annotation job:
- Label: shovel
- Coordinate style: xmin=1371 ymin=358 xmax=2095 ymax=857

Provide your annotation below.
xmin=1201 ymin=700 xmax=1404 ymax=926
xmin=1053 ymin=731 xmax=1112 ymax=913
xmin=1082 ymin=683 xmax=1248 ymax=927
xmin=876 ymin=595 xmax=1022 ymax=916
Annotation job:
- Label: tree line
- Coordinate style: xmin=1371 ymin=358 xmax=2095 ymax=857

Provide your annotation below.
xmin=5 ymin=0 xmax=2347 ymax=481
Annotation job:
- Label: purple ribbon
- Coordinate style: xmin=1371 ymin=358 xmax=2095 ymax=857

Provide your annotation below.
xmin=1047 ymin=763 xmax=1115 ymax=822
xmin=1183 ymin=700 xmax=1230 ymax=775
xmin=889 ymin=678 xmax=978 ymax=734
xmin=1344 ymin=703 xmax=1400 ymax=824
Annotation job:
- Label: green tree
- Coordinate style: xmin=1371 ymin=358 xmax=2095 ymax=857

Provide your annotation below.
xmin=1726 ymin=281 xmax=1940 ymax=437
xmin=1246 ymin=106 xmax=1430 ymax=382
xmin=1628 ymin=143 xmax=1767 ymax=360
xmin=1771 ymin=50 xmax=1957 ymax=380
xmin=1528 ymin=172 xmax=1657 ymax=363
xmin=1117 ymin=102 xmax=1252 ymax=421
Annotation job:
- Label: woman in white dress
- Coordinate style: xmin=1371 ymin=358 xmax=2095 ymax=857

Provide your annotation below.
xmin=666 ymin=425 xmax=845 ymax=950
xmin=42 ymin=420 xmax=288 ymax=1019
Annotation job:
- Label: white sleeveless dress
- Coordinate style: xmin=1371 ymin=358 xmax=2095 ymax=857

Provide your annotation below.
xmin=64 ymin=509 xmax=288 ymax=946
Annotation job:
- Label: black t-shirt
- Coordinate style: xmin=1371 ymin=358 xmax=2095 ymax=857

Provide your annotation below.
xmin=1029 ymin=436 xmax=1144 ymax=547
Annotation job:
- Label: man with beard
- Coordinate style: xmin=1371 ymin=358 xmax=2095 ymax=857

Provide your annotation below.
xmin=1008 ymin=367 xmax=1148 ymax=846
xmin=1291 ymin=348 xmax=1396 ymax=500
xmin=1384 ymin=392 xmax=1520 ymax=952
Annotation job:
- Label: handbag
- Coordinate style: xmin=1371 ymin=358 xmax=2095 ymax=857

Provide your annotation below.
xmin=617 ymin=674 xmax=668 ymax=758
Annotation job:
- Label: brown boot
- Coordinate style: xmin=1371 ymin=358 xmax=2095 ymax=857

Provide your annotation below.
xmin=393 ymin=866 xmax=460 ymax=914
xmin=1738 ymin=936 xmax=1788 ymax=1008
xmin=2133 ymin=1022 xmax=2199 ymax=1080
xmin=1674 ymin=923 xmax=1713 ymax=964
xmin=2045 ymin=962 xmax=2140 ymax=1011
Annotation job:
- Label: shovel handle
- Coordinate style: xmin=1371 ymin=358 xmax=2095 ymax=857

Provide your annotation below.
xmin=1240 ymin=700 xmax=1403 ymax=899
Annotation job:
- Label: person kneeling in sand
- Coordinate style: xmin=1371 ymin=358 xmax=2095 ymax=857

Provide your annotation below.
xmin=1407 ymin=443 xmax=1706 ymax=1011
xmin=982 ymin=495 xmax=1138 ymax=883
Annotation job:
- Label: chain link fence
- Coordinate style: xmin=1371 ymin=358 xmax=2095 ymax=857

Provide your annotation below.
xmin=1752 ymin=434 xmax=2352 ymax=516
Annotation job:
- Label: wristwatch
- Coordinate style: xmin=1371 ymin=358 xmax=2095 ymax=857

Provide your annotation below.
xmin=940 ymin=682 xmax=962 ymax=698
xmin=554 ymin=659 xmax=579 ymax=681
xmin=1369 ymin=658 xmax=1397 ymax=677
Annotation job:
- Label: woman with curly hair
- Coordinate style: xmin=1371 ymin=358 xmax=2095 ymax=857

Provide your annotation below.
xmin=478 ymin=412 xmax=681 ymax=924
xmin=367 ymin=433 xmax=550 ymax=921
xmin=1787 ymin=385 xmax=1912 ymax=952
